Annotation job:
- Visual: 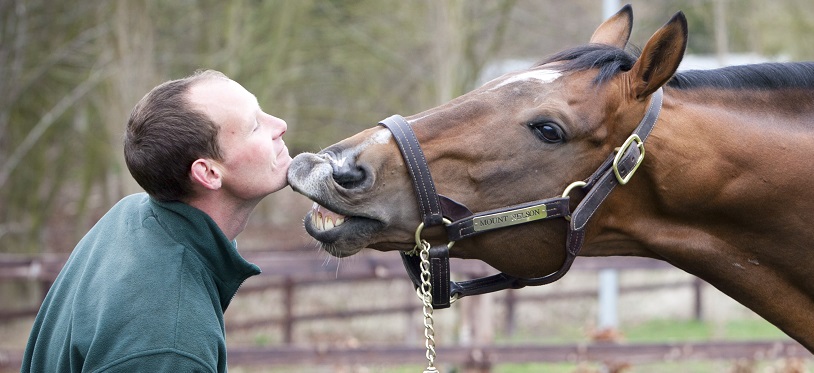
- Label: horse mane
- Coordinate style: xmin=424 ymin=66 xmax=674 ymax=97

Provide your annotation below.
xmin=537 ymin=44 xmax=814 ymax=90
xmin=669 ymin=62 xmax=814 ymax=90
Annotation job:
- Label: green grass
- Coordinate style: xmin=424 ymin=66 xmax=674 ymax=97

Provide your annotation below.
xmin=624 ymin=318 xmax=713 ymax=342
xmin=621 ymin=317 xmax=789 ymax=343
xmin=724 ymin=319 xmax=789 ymax=340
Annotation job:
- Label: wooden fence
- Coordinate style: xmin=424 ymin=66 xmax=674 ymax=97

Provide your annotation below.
xmin=0 ymin=251 xmax=809 ymax=371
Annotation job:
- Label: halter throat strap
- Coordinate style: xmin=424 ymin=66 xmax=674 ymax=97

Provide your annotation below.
xmin=379 ymin=88 xmax=663 ymax=308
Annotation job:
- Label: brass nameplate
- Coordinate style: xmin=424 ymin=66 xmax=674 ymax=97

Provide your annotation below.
xmin=472 ymin=205 xmax=548 ymax=232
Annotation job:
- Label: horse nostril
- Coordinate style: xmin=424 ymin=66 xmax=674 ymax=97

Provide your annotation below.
xmin=332 ymin=163 xmax=367 ymax=189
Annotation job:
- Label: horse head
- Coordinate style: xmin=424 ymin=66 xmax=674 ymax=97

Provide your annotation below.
xmin=288 ymin=5 xmax=687 ymax=279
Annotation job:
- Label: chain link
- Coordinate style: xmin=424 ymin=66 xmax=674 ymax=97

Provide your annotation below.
xmin=417 ymin=239 xmax=439 ymax=372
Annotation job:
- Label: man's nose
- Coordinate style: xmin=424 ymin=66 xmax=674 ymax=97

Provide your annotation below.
xmin=270 ymin=115 xmax=287 ymax=137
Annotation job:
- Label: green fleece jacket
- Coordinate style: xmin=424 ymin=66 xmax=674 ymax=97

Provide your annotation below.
xmin=21 ymin=193 xmax=261 ymax=372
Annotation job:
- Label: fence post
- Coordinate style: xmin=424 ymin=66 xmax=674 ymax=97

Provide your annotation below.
xmin=693 ymin=277 xmax=704 ymax=321
xmin=504 ymin=289 xmax=516 ymax=337
xmin=597 ymin=268 xmax=619 ymax=331
xmin=462 ymin=292 xmax=494 ymax=373
xmin=282 ymin=277 xmax=294 ymax=344
xmin=404 ymin=281 xmax=417 ymax=343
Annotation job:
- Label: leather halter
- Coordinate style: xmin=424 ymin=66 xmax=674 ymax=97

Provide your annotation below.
xmin=379 ymin=88 xmax=663 ymax=309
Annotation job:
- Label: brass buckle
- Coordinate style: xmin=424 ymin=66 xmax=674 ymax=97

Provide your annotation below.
xmin=613 ymin=134 xmax=645 ymax=185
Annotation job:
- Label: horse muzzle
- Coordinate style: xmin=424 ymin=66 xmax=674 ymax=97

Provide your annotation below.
xmin=288 ymin=152 xmax=391 ymax=256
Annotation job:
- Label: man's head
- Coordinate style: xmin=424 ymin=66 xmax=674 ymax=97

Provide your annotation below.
xmin=124 ymin=70 xmax=290 ymax=203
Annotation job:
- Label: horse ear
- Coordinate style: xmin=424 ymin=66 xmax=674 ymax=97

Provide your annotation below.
xmin=627 ymin=11 xmax=688 ymax=100
xmin=589 ymin=4 xmax=633 ymax=49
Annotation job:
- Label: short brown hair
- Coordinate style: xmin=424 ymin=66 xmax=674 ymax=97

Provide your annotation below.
xmin=124 ymin=70 xmax=227 ymax=202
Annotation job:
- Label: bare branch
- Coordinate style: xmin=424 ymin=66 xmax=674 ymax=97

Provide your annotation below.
xmin=0 ymin=67 xmax=109 ymax=188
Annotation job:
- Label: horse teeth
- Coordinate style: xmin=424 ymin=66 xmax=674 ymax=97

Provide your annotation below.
xmin=309 ymin=203 xmax=347 ymax=231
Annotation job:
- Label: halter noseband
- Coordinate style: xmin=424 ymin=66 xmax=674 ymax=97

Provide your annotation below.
xmin=379 ymin=88 xmax=663 ymax=308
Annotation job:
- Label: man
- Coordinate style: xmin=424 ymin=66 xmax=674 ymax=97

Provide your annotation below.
xmin=21 ymin=70 xmax=291 ymax=372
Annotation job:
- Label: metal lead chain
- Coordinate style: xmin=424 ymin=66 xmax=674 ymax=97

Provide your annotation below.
xmin=417 ymin=239 xmax=439 ymax=373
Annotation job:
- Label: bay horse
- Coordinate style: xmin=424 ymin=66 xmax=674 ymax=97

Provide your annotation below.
xmin=288 ymin=5 xmax=814 ymax=351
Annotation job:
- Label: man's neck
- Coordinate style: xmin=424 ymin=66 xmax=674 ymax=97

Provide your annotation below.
xmin=186 ymin=195 xmax=260 ymax=241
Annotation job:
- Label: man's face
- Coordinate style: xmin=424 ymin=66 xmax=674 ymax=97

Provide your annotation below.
xmin=189 ymin=77 xmax=291 ymax=202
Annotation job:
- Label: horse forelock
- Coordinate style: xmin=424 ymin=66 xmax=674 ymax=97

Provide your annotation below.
xmin=536 ymin=43 xmax=639 ymax=86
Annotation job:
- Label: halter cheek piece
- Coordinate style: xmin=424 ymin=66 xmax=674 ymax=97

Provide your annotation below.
xmin=379 ymin=88 xmax=663 ymax=309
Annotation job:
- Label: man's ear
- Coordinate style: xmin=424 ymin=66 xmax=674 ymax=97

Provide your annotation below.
xmin=190 ymin=159 xmax=223 ymax=191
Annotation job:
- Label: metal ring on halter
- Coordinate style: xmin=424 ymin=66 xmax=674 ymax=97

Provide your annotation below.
xmin=562 ymin=181 xmax=587 ymax=198
xmin=414 ymin=219 xmax=455 ymax=249
xmin=561 ymin=181 xmax=587 ymax=221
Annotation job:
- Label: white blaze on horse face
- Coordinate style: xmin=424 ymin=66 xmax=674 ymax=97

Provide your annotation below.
xmin=488 ymin=69 xmax=562 ymax=91
xmin=365 ymin=128 xmax=392 ymax=148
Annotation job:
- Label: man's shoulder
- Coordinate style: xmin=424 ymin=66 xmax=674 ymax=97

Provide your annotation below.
xmin=111 ymin=192 xmax=150 ymax=211
xmin=91 ymin=193 xmax=152 ymax=229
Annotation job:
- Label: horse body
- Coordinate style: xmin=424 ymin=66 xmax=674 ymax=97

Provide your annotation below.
xmin=288 ymin=5 xmax=814 ymax=350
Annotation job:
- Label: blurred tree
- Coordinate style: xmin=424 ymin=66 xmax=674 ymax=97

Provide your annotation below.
xmin=629 ymin=0 xmax=814 ymax=60
xmin=742 ymin=0 xmax=814 ymax=60
xmin=0 ymin=0 xmax=113 ymax=253
xmin=1 ymin=0 xmax=812 ymax=254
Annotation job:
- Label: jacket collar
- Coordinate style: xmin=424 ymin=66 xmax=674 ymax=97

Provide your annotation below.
xmin=149 ymin=196 xmax=261 ymax=310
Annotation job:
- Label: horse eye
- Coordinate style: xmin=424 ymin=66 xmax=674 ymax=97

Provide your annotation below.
xmin=530 ymin=122 xmax=565 ymax=143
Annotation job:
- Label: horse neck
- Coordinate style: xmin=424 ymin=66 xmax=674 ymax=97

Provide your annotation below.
xmin=581 ymin=85 xmax=814 ymax=349
xmin=584 ymin=86 xmax=814 ymax=259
